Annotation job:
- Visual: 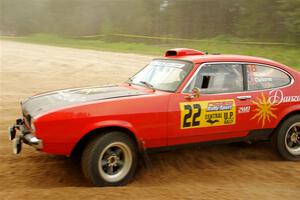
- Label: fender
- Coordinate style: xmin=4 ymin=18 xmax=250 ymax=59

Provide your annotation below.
xmin=82 ymin=120 xmax=140 ymax=136
xmin=276 ymin=104 xmax=300 ymax=126
xmin=68 ymin=120 xmax=142 ymax=154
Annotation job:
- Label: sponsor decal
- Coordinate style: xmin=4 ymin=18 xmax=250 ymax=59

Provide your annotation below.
xmin=180 ymin=99 xmax=236 ymax=129
xmin=254 ymin=77 xmax=272 ymax=83
xmin=238 ymin=106 xmax=250 ymax=113
xmin=151 ymin=60 xmax=185 ymax=68
xmin=251 ymin=93 xmax=277 ymax=128
xmin=206 ymin=101 xmax=233 ymax=112
xmin=252 ymin=90 xmax=300 ymax=127
xmin=247 ymin=64 xmax=257 ymax=72
xmin=268 ymin=89 xmax=300 ymax=105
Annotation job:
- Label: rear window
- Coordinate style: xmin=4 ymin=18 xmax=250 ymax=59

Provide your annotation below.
xmin=247 ymin=64 xmax=291 ymax=90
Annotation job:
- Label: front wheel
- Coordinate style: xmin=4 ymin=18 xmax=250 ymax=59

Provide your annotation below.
xmin=273 ymin=115 xmax=300 ymax=161
xmin=81 ymin=131 xmax=138 ymax=186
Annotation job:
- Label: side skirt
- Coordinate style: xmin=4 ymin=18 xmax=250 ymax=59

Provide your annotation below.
xmin=146 ymin=128 xmax=274 ymax=154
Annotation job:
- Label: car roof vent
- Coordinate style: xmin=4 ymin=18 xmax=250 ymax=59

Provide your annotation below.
xmin=165 ymin=48 xmax=206 ymax=57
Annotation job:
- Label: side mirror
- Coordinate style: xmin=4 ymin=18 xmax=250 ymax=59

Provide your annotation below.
xmin=185 ymin=87 xmax=201 ymax=99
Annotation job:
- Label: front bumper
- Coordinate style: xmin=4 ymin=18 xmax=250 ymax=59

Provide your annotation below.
xmin=8 ymin=118 xmax=43 ymax=154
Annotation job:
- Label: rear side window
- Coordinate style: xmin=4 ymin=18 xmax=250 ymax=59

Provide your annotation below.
xmin=247 ymin=64 xmax=291 ymax=90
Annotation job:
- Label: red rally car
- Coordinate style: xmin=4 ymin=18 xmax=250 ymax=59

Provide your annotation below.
xmin=8 ymin=48 xmax=300 ymax=186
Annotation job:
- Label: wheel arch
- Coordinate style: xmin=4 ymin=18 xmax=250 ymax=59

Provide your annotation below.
xmin=70 ymin=125 xmax=141 ymax=157
xmin=275 ymin=109 xmax=300 ymax=135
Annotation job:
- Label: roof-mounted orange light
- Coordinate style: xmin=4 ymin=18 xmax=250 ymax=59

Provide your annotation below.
xmin=165 ymin=48 xmax=206 ymax=57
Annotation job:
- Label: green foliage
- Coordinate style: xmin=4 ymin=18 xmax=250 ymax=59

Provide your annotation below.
xmin=1 ymin=0 xmax=300 ymax=43
xmin=4 ymin=34 xmax=164 ymax=55
xmin=277 ymin=0 xmax=300 ymax=43
xmin=3 ymin=34 xmax=299 ymax=70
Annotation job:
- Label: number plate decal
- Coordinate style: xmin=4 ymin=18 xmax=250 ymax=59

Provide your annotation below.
xmin=180 ymin=100 xmax=236 ymax=129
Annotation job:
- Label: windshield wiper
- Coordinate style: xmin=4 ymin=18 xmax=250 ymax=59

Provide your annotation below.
xmin=140 ymin=81 xmax=155 ymax=91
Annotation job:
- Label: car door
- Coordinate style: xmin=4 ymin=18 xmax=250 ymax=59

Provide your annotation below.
xmin=167 ymin=62 xmax=254 ymax=146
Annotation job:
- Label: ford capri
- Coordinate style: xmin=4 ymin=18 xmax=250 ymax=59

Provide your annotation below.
xmin=8 ymin=48 xmax=300 ymax=186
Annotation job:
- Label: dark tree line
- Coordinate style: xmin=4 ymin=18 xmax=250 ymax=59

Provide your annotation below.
xmin=1 ymin=0 xmax=300 ymax=42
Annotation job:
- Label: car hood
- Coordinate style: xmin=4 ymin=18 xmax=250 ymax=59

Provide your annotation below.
xmin=22 ymin=85 xmax=146 ymax=117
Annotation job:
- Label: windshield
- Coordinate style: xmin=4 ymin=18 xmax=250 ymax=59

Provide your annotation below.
xmin=130 ymin=59 xmax=193 ymax=92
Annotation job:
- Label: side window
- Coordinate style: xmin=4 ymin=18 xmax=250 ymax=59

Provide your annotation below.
xmin=247 ymin=64 xmax=291 ymax=90
xmin=183 ymin=63 xmax=244 ymax=94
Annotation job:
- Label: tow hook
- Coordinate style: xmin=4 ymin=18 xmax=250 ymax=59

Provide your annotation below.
xmin=8 ymin=118 xmax=23 ymax=154
xmin=8 ymin=118 xmax=43 ymax=155
xmin=8 ymin=118 xmax=22 ymax=141
xmin=9 ymin=125 xmax=23 ymax=155
xmin=8 ymin=126 xmax=16 ymax=141
xmin=13 ymin=137 xmax=22 ymax=154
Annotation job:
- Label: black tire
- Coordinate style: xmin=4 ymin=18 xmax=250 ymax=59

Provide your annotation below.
xmin=81 ymin=131 xmax=138 ymax=186
xmin=272 ymin=115 xmax=300 ymax=161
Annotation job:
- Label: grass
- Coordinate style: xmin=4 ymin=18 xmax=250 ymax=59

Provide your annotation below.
xmin=1 ymin=34 xmax=164 ymax=55
xmin=1 ymin=34 xmax=300 ymax=70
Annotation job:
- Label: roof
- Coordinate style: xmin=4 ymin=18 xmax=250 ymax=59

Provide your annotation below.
xmin=162 ymin=48 xmax=287 ymax=69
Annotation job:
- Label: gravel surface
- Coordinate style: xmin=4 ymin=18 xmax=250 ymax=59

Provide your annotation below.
xmin=0 ymin=40 xmax=299 ymax=200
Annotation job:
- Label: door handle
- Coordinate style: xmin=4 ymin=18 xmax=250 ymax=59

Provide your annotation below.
xmin=237 ymin=95 xmax=252 ymax=100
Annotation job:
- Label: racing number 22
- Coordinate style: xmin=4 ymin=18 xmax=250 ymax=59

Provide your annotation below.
xmin=182 ymin=103 xmax=201 ymax=128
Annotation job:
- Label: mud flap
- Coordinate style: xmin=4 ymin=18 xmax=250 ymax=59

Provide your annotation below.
xmin=140 ymin=141 xmax=152 ymax=169
xmin=141 ymin=148 xmax=152 ymax=169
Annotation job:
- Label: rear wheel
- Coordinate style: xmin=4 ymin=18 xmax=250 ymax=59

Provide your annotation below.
xmin=81 ymin=131 xmax=138 ymax=186
xmin=273 ymin=115 xmax=300 ymax=161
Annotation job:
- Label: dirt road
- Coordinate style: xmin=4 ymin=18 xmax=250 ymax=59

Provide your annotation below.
xmin=0 ymin=40 xmax=299 ymax=200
